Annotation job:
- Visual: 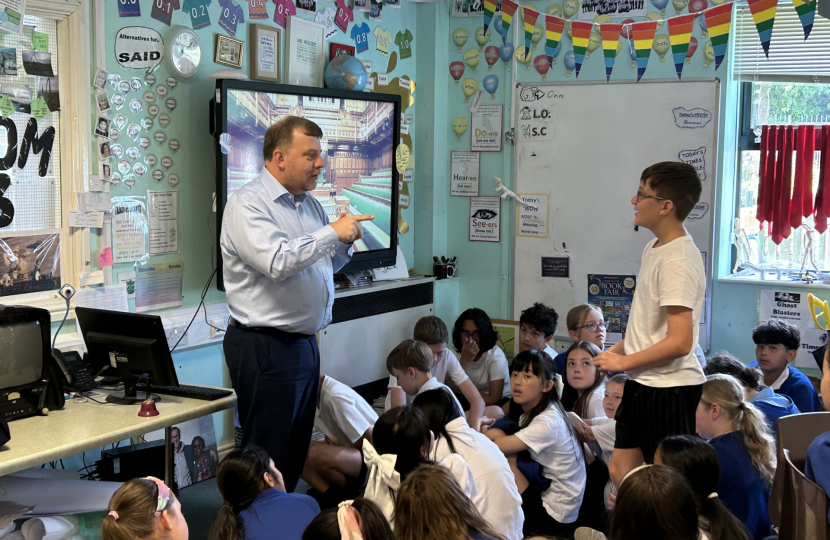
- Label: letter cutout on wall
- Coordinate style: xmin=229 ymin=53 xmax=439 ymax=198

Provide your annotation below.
xmin=18 ymin=118 xmax=55 ymax=177
xmin=0 ymin=173 xmax=13 ymax=227
xmin=0 ymin=118 xmax=18 ymax=171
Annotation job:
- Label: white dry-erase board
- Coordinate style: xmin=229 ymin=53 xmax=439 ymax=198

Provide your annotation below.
xmin=512 ymin=80 xmax=719 ymax=349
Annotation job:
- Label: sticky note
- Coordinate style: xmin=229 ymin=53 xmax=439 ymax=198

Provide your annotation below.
xmin=99 ymin=247 xmax=113 ymax=267
xmin=0 ymin=96 xmax=14 ymax=118
xmin=31 ymin=97 xmax=50 ymax=120
xmin=32 ymin=31 xmax=48 ymax=52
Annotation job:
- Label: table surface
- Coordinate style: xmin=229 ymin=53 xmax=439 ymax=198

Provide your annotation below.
xmin=0 ymin=388 xmax=236 ymax=477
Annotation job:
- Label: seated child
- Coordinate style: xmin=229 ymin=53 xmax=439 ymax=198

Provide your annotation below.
xmin=302 ymin=374 xmax=378 ymax=507
xmin=413 ymin=388 xmax=525 ymax=540
xmin=805 ymin=343 xmax=830 ymax=526
xmin=103 ymin=477 xmax=188 ymax=540
xmin=656 ymin=435 xmax=753 ymax=540
xmin=554 ymin=305 xmax=607 ymax=411
xmin=395 ymin=465 xmax=506 ymax=540
xmin=566 ymin=341 xmax=606 ymax=419
xmin=452 ymin=308 xmax=512 ymax=406
xmin=748 ymin=319 xmax=822 ymax=413
xmin=484 ymin=350 xmax=586 ymax=538
xmin=385 ymin=316 xmax=484 ymax=423
xmin=210 ymin=446 xmax=320 ymax=540
xmin=301 ymin=498 xmax=395 ymax=540
xmin=697 ymin=374 xmax=775 ymax=540
xmin=363 ymin=406 xmax=477 ymax=524
xmin=704 ymin=351 xmax=800 ymax=439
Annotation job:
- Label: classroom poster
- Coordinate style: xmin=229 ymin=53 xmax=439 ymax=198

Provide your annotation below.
xmin=469 ymin=196 xmax=501 ymax=242
xmin=759 ymin=289 xmax=827 ymax=369
xmin=588 ymin=274 xmax=636 ymax=343
xmin=577 ymin=0 xmax=646 ymax=20
xmin=148 ymin=190 xmax=179 ymax=254
xmin=135 ymin=261 xmax=184 ymax=313
xmin=471 ymin=104 xmax=502 ymax=152
xmin=112 ymin=198 xmax=148 ymax=263
xmin=0 ymin=0 xmax=25 ymax=34
xmin=517 ymin=193 xmax=548 ymax=238
xmin=451 ymin=151 xmax=480 ymax=196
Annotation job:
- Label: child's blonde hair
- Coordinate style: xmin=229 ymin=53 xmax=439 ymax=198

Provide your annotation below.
xmin=565 ymin=304 xmax=603 ymax=332
xmin=103 ymin=478 xmax=177 ymax=540
xmin=701 ymin=374 xmax=776 ymax=483
xmin=386 ymin=339 xmax=433 ymax=374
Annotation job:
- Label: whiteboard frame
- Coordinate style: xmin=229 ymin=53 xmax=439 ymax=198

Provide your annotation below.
xmin=510 ymin=79 xmax=720 ymax=350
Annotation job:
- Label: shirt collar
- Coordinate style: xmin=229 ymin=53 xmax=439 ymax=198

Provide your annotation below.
xmin=771 ymin=366 xmax=790 ymax=390
xmin=260 ymin=167 xmax=309 ymax=205
xmin=749 ymin=386 xmax=775 ymax=402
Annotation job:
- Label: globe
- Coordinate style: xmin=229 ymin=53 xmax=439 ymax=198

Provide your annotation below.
xmin=324 ymin=55 xmax=368 ymax=92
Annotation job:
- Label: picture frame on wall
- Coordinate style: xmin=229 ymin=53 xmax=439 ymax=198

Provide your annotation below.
xmin=215 ymin=35 xmax=244 ymax=69
xmin=250 ymin=24 xmax=281 ymax=82
xmin=286 ymin=17 xmax=326 ymax=87
xmin=330 ymin=42 xmax=355 ymax=59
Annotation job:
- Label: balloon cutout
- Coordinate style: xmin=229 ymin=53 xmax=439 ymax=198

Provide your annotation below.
xmin=699 ymin=12 xmax=708 ymax=37
xmin=594 ymin=14 xmax=612 ymax=26
xmin=461 ymin=78 xmax=478 ymax=102
xmin=483 ymin=74 xmax=499 ymax=98
xmin=452 ymin=117 xmax=468 ymax=141
xmin=689 ymin=0 xmax=708 ymax=14
xmin=645 ymin=12 xmax=664 ymax=31
xmin=667 ymin=14 xmax=696 ymax=79
xmin=500 ymin=42 xmax=515 ymax=64
xmin=747 ymin=0 xmax=778 ymax=57
xmin=703 ymin=39 xmax=715 ymax=67
xmin=464 ymin=49 xmax=480 ymax=73
xmin=586 ymin=31 xmax=601 ymax=58
xmin=485 ymin=46 xmax=500 ymax=70
xmin=516 ymin=45 xmax=532 ymax=68
xmin=563 ymin=0 xmax=578 ymax=18
xmin=493 ymin=12 xmax=505 ymax=41
xmin=703 ymin=2 xmax=733 ymax=69
xmin=544 ymin=14 xmax=565 ymax=66
xmin=450 ymin=61 xmax=465 ymax=85
xmin=652 ymin=34 xmax=670 ymax=61
xmin=686 ymin=35 xmax=699 ymax=63
xmin=651 ymin=0 xmax=669 ymax=14
xmin=620 ymin=18 xmax=635 ymax=39
xmin=600 ymin=23 xmax=624 ymax=81
xmin=453 ymin=29 xmax=469 ymax=52
xmin=475 ymin=27 xmax=491 ymax=50
xmin=546 ymin=2 xmax=562 ymax=16
xmin=533 ymin=55 xmax=550 ymax=79
xmin=673 ymin=0 xmax=689 ymax=11
xmin=564 ymin=50 xmax=575 ymax=76
xmin=628 ymin=39 xmax=637 ymax=67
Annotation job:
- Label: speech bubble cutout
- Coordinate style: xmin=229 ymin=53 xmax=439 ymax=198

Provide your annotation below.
xmin=673 ymin=107 xmax=713 ymax=129
xmin=109 ymin=128 xmax=121 ymax=141
xmin=148 ymin=105 xmax=159 ymax=117
xmin=127 ymin=123 xmax=140 ymax=139
xmin=153 ymin=170 xmax=163 ymax=182
xmin=110 ymin=173 xmax=121 ymax=186
xmin=165 ymin=98 xmax=176 ymax=111
xmin=130 ymin=77 xmax=142 ymax=92
xmin=168 ymin=173 xmax=179 ymax=186
xmin=111 ymin=144 xmax=124 ymax=158
xmin=111 ymin=94 xmax=125 ymax=109
xmin=113 ymin=114 xmax=128 ymax=130
xmin=678 ymin=147 xmax=706 ymax=180
xmin=687 ymin=201 xmax=709 ymax=220
xmin=154 ymin=132 xmax=166 ymax=144
xmin=158 ymin=113 xmax=170 ymax=126
xmin=115 ymin=26 xmax=164 ymax=72
xmin=141 ymin=118 xmax=153 ymax=130
xmin=161 ymin=156 xmax=173 ymax=169
xmin=108 ymin=73 xmax=122 ymax=89
xmin=133 ymin=163 xmax=147 ymax=177
xmin=129 ymin=99 xmax=142 ymax=113
xmin=156 ymin=85 xmax=168 ymax=97
xmin=168 ymin=139 xmax=180 ymax=153
xmin=166 ymin=77 xmax=177 ymax=88
xmin=123 ymin=174 xmax=136 ymax=189
xmin=118 ymin=160 xmax=131 ymax=174
xmin=126 ymin=146 xmax=140 ymax=160
xmin=143 ymin=91 xmax=155 ymax=103
xmin=138 ymin=137 xmax=151 ymax=149
xmin=145 ymin=74 xmax=156 ymax=86
xmin=118 ymin=81 xmax=131 ymax=94
xmin=145 ymin=154 xmax=158 ymax=166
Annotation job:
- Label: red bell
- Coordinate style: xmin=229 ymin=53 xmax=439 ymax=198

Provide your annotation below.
xmin=138 ymin=399 xmax=159 ymax=417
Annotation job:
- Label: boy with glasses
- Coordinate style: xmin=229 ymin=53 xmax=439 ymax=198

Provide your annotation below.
xmin=593 ymin=161 xmax=706 ymax=488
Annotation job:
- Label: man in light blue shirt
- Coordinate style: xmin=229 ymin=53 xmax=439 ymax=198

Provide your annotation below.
xmin=221 ymin=115 xmax=373 ymax=492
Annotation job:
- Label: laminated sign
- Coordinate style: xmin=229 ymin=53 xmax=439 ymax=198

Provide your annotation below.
xmin=115 ymin=27 xmax=164 ymax=72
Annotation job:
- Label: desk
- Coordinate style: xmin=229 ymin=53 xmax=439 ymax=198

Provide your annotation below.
xmin=0 ymin=388 xmax=236 ymax=482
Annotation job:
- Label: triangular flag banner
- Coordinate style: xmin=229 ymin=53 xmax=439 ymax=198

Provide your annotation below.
xmin=747 ymin=0 xmax=778 ymax=57
xmin=522 ymin=7 xmax=541 ymax=53
xmin=667 ymin=14 xmax=696 ymax=79
xmin=501 ymin=0 xmax=519 ymax=43
xmin=704 ymin=3 xmax=733 ymax=70
xmin=571 ymin=20 xmax=593 ymax=78
xmin=544 ymin=14 xmax=565 ymax=66
xmin=792 ymin=0 xmax=815 ymax=39
xmin=631 ymin=20 xmax=658 ymax=81
xmin=600 ymin=23 xmax=623 ymax=82
xmin=483 ymin=0 xmax=497 ymax=37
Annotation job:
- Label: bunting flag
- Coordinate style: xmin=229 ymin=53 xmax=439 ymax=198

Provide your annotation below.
xmin=522 ymin=7 xmax=541 ymax=52
xmin=631 ymin=20 xmax=658 ymax=81
xmin=667 ymin=14 xmax=696 ymax=79
xmin=571 ymin=20 xmax=593 ymax=78
xmin=703 ymin=2 xmax=733 ymax=70
xmin=792 ymin=0 xmax=816 ymax=39
xmin=501 ymin=0 xmax=520 ymax=42
xmin=600 ymin=23 xmax=623 ymax=82
xmin=544 ymin=14 xmax=566 ymax=66
xmin=747 ymin=0 xmax=778 ymax=57
xmin=484 ymin=0 xmax=498 ymax=37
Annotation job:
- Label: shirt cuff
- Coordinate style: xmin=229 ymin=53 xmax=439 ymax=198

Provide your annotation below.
xmin=314 ymin=225 xmax=341 ymax=255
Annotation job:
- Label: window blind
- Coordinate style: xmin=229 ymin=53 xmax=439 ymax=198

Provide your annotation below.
xmin=733 ymin=1 xmax=830 ymax=83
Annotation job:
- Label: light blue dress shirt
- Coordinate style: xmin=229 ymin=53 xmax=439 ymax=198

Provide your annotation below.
xmin=220 ymin=168 xmax=352 ymax=334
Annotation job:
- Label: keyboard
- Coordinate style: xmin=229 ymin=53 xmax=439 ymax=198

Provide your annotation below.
xmin=148 ymin=384 xmax=233 ymax=401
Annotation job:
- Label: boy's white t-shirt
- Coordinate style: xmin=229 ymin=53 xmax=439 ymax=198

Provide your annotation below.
xmin=515 ymin=405 xmax=586 ymax=524
xmin=315 ymin=376 xmax=378 ymax=447
xmin=383 ymin=348 xmax=469 ymax=410
xmin=543 ymin=344 xmax=565 ymax=399
xmin=417 ymin=376 xmax=467 ymax=416
xmin=463 ymin=346 xmax=512 ymax=398
xmin=590 ymin=416 xmax=616 ymax=468
xmin=584 ymin=384 xmax=606 ymax=420
xmin=431 ymin=417 xmax=525 ymax=540
xmin=624 ymin=235 xmax=706 ymax=387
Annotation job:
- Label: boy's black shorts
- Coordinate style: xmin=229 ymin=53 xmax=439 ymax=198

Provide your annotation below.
xmin=614 ymin=379 xmax=703 ymax=463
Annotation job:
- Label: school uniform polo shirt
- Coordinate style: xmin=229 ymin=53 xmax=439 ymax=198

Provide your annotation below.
xmin=237 ymin=488 xmax=320 ymax=540
xmin=748 ymin=362 xmax=823 ymax=413
xmin=248 ymin=0 xmax=269 ymax=18
xmin=272 ymin=0 xmax=295 ymax=28
xmin=183 ymin=0 xmax=212 ymax=29
xmin=151 ymin=0 xmax=180 ymax=25
xmin=350 ymin=22 xmax=370 ymax=53
xmin=218 ymin=0 xmax=245 ymax=36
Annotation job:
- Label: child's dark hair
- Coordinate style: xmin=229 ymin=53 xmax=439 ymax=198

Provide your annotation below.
xmin=658 ymin=436 xmax=752 ymax=540
xmin=412 ymin=388 xmax=464 ymax=455
xmin=103 ymin=478 xmax=180 ymax=540
xmin=208 ymin=445 xmax=272 ymax=540
xmin=640 ymin=161 xmax=702 ymax=221
xmin=704 ymin=351 xmax=763 ymax=392
xmin=386 ymin=339 xmax=433 ymax=374
xmin=609 ymin=465 xmax=699 ymax=540
xmin=519 ymin=303 xmax=559 ymax=337
xmin=565 ymin=341 xmax=604 ymax=419
xmin=301 ymin=498 xmax=396 ymax=540
xmin=752 ymin=319 xmax=800 ymax=351
xmin=373 ymin=406 xmax=433 ymax=481
xmin=414 ymin=316 xmax=449 ymax=345
xmin=451 ymin=308 xmax=499 ymax=353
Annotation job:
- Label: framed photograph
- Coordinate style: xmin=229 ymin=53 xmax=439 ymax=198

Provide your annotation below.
xmin=286 ymin=17 xmax=325 ymax=88
xmin=215 ymin=35 xmax=244 ymax=69
xmin=250 ymin=24 xmax=281 ymax=82
xmin=330 ymin=42 xmax=355 ymax=59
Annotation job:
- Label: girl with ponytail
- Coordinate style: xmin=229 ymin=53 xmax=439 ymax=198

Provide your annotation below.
xmin=103 ymin=477 xmax=188 ymax=540
xmin=696 ymin=374 xmax=775 ymax=540
xmin=656 ymin=435 xmax=752 ymax=540
xmin=209 ymin=445 xmax=319 ymax=540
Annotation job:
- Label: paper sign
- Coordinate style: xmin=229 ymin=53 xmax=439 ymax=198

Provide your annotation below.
xmin=99 ymin=246 xmax=113 ymax=267
xmin=32 ymin=31 xmax=48 ymax=52
xmin=517 ymin=193 xmax=548 ymax=238
xmin=759 ymin=289 xmax=827 ymax=369
xmin=469 ymin=196 xmax=501 ymax=242
xmin=31 ymin=97 xmax=50 ymax=120
xmin=451 ymin=151 xmax=480 ymax=197
xmin=399 ymin=193 xmax=410 ymax=207
xmin=68 ymin=210 xmax=104 ymax=228
xmin=74 ymin=285 xmax=129 ymax=313
xmin=673 ymin=107 xmax=713 ymax=129
xmin=112 ymin=197 xmax=147 ymax=263
xmin=148 ymin=190 xmax=178 ymax=254
xmin=365 ymin=78 xmax=375 ymax=90
xmin=541 ymin=256 xmax=570 ymax=278
xmin=399 ymin=78 xmax=411 ymax=90
xmin=0 ymin=0 xmax=24 ymax=34
xmin=135 ymin=262 xmax=184 ymax=313
xmin=378 ymin=73 xmax=389 ymax=85
xmin=402 ymin=170 xmax=413 ymax=182
xmin=77 ymin=192 xmax=113 ymax=212
xmin=678 ymin=147 xmax=706 ymax=181
xmin=471 ymin=104 xmax=502 ymax=152
xmin=0 ymin=96 xmax=14 ymax=118
xmin=115 ymin=26 xmax=164 ymax=72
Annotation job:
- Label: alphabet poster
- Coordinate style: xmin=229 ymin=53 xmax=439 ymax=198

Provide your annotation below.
xmin=469 ymin=196 xmax=501 ymax=242
xmin=471 ymin=104 xmax=502 ymax=152
xmin=451 ymin=151 xmax=479 ymax=196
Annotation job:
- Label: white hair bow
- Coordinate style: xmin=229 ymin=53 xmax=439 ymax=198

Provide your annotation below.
xmin=362 ymin=439 xmax=400 ymax=523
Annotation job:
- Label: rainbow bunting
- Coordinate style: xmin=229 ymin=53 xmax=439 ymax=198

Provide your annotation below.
xmin=631 ymin=20 xmax=658 ymax=81
xmin=667 ymin=14 xmax=696 ymax=79
xmin=703 ymin=2 xmax=733 ymax=70
xmin=501 ymin=0 xmax=519 ymax=43
xmin=544 ymin=14 xmax=566 ymax=66
xmin=523 ymin=7 xmax=541 ymax=53
xmin=571 ymin=20 xmax=593 ymax=78
xmin=483 ymin=0 xmax=498 ymax=36
xmin=599 ymin=23 xmax=623 ymax=82
xmin=747 ymin=0 xmax=778 ymax=57
xmin=792 ymin=0 xmax=815 ymax=39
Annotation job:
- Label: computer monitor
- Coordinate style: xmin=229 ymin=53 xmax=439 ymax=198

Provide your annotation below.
xmin=0 ymin=306 xmax=49 ymax=391
xmin=75 ymin=307 xmax=178 ymax=404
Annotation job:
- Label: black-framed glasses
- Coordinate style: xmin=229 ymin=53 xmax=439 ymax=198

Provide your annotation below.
xmin=461 ymin=331 xmax=480 ymax=339
xmin=576 ymin=321 xmax=607 ymax=332
xmin=635 ymin=190 xmax=668 ymax=203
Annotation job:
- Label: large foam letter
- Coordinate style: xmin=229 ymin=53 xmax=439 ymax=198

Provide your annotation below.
xmin=18 ymin=118 xmax=55 ymax=177
xmin=0 ymin=118 xmax=17 ymax=171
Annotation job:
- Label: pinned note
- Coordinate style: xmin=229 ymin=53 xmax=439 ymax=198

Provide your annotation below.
xmin=31 ymin=97 xmax=50 ymax=120
xmin=32 ymin=31 xmax=49 ymax=52
xmin=99 ymin=247 xmax=113 ymax=267
xmin=0 ymin=96 xmax=14 ymax=118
